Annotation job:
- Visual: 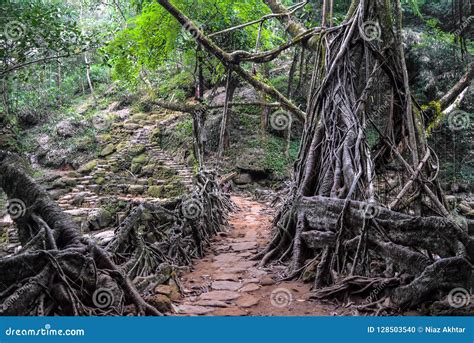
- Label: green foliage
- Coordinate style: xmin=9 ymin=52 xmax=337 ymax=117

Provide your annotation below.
xmin=104 ymin=0 xmax=274 ymax=88
xmin=247 ymin=136 xmax=299 ymax=175
xmin=175 ymin=118 xmax=193 ymax=139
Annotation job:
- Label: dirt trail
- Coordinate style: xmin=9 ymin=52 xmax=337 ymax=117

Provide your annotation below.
xmin=172 ymin=196 xmax=339 ymax=316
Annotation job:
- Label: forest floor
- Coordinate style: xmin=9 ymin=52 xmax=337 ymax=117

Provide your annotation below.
xmin=172 ymin=196 xmax=343 ymax=316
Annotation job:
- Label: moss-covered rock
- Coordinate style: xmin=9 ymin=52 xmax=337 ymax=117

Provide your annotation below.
xmin=154 ymin=166 xmax=177 ymax=180
xmin=78 ymin=159 xmax=98 ymax=174
xmin=129 ymin=144 xmax=146 ymax=156
xmin=98 ymin=134 xmax=112 ymax=143
xmin=130 ymin=113 xmax=148 ymax=122
xmin=95 ymin=176 xmax=106 ymax=185
xmin=147 ymin=185 xmax=164 ymax=198
xmin=99 ymin=143 xmax=116 ymax=157
xmin=128 ymin=185 xmax=145 ymax=195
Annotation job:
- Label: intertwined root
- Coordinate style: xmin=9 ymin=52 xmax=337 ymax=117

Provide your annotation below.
xmin=259 ymin=0 xmax=473 ymax=312
xmin=0 ymin=150 xmax=232 ymax=316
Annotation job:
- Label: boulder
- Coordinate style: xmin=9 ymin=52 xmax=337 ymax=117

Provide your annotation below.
xmin=99 ymin=144 xmax=116 ymax=157
xmin=86 ymin=208 xmax=113 ymax=231
xmin=55 ymin=120 xmax=76 ymax=138
xmin=42 ymin=148 xmax=69 ymax=168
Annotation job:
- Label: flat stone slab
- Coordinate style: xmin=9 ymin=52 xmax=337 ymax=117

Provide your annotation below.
xmin=211 ymin=281 xmax=242 ymax=291
xmin=239 ymin=283 xmax=260 ymax=292
xmin=213 ymin=273 xmax=241 ymax=282
xmin=235 ymin=294 xmax=259 ymax=308
xmin=230 ymin=242 xmax=258 ymax=252
xmin=198 ymin=291 xmax=241 ymax=302
xmin=213 ymin=253 xmax=240 ymax=263
xmin=192 ymin=300 xmax=230 ymax=308
xmin=173 ymin=304 xmax=214 ymax=315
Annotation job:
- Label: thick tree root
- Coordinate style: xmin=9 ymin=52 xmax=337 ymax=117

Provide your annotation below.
xmin=0 ymin=151 xmax=232 ymax=316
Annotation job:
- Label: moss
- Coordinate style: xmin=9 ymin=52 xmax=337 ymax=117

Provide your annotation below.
xmin=147 ymin=185 xmax=164 ymax=198
xmin=130 ymin=113 xmax=148 ymax=122
xmin=116 ymin=141 xmax=128 ymax=152
xmin=129 ymin=144 xmax=146 ymax=156
xmin=95 ymin=176 xmax=106 ymax=185
xmin=99 ymin=143 xmax=116 ymax=157
xmin=153 ymin=166 xmax=177 ymax=179
xmin=132 ymin=153 xmax=148 ymax=164
xmin=422 ymin=100 xmax=443 ymax=136
xmin=99 ymin=134 xmax=112 ymax=142
xmin=78 ymin=159 xmax=98 ymax=174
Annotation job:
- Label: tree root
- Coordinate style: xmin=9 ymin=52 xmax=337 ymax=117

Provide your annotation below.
xmin=0 ymin=151 xmax=232 ymax=316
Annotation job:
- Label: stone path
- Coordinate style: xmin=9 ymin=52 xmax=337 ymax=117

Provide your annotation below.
xmin=171 ymin=196 xmax=337 ymax=316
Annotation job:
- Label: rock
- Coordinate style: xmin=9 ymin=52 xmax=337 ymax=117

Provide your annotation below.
xmin=211 ymin=281 xmax=242 ymax=291
xmin=260 ymin=276 xmax=275 ymax=286
xmin=90 ymin=230 xmax=115 ymax=245
xmin=49 ymin=188 xmax=69 ymax=200
xmin=128 ymin=185 xmax=145 ymax=195
xmin=198 ymin=291 xmax=241 ymax=302
xmin=231 ymin=242 xmax=257 ymax=252
xmin=154 ymin=285 xmax=173 ymax=296
xmin=192 ymin=300 xmax=229 ymax=308
xmin=234 ymin=173 xmax=253 ymax=185
xmin=99 ymin=143 xmax=116 ymax=157
xmin=213 ymin=273 xmax=240 ymax=282
xmin=147 ymin=185 xmax=164 ymax=198
xmin=235 ymin=294 xmax=259 ymax=308
xmin=128 ymin=144 xmax=146 ymax=156
xmin=86 ymin=208 xmax=113 ymax=231
xmin=42 ymin=148 xmax=69 ymax=168
xmin=145 ymin=294 xmax=172 ymax=313
xmin=239 ymin=283 xmax=260 ymax=292
xmin=173 ymin=304 xmax=214 ymax=315
xmin=56 ymin=120 xmax=76 ymax=138
xmin=78 ymin=160 xmax=98 ymax=174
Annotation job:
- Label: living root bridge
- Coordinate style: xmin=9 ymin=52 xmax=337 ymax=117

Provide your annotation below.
xmin=262 ymin=195 xmax=473 ymax=308
xmin=0 ymin=151 xmax=233 ymax=316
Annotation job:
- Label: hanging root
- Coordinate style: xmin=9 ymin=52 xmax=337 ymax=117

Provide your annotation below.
xmin=258 ymin=0 xmax=472 ymax=313
xmin=0 ymin=150 xmax=233 ymax=316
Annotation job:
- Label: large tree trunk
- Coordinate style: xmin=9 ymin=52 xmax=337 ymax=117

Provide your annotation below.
xmin=257 ymin=0 xmax=473 ymax=311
